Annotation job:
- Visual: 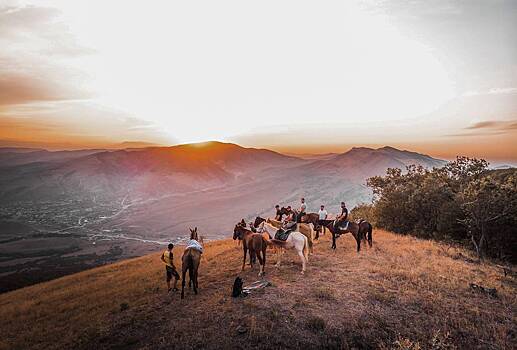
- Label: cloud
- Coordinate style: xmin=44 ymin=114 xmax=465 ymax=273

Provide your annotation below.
xmin=0 ymin=71 xmax=88 ymax=106
xmin=0 ymin=6 xmax=60 ymax=38
xmin=446 ymin=119 xmax=517 ymax=137
xmin=465 ymin=119 xmax=517 ymax=131
xmin=0 ymin=4 xmax=95 ymax=107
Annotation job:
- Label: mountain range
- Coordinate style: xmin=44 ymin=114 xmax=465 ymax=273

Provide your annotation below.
xmin=0 ymin=142 xmax=445 ymax=292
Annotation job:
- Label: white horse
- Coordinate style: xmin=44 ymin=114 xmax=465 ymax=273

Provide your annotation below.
xmin=257 ymin=221 xmax=309 ymax=274
xmin=265 ymin=218 xmax=315 ymax=254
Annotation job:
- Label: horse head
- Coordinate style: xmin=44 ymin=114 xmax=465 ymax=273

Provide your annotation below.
xmin=233 ymin=220 xmax=246 ymax=240
xmin=253 ymin=216 xmax=265 ymax=228
xmin=189 ymin=227 xmax=198 ymax=240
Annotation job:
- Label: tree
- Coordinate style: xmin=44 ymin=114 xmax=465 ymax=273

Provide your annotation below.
xmin=458 ymin=175 xmax=517 ymax=260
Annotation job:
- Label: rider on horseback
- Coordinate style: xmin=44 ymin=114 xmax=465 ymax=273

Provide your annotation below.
xmin=274 ymin=204 xmax=282 ymax=221
xmin=336 ymin=202 xmax=349 ymax=231
xmin=275 ymin=206 xmax=296 ymax=240
xmin=296 ymin=197 xmax=307 ymax=223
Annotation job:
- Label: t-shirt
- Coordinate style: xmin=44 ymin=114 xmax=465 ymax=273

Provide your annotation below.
xmin=318 ymin=209 xmax=328 ymax=220
xmin=341 ymin=207 xmax=348 ymax=220
xmin=162 ymin=250 xmax=174 ymax=267
xmin=300 ymin=203 xmax=307 ymax=212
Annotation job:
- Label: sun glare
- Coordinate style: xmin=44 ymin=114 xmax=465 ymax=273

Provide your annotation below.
xmin=29 ymin=0 xmax=455 ymax=145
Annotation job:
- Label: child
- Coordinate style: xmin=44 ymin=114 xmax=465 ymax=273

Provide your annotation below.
xmin=161 ymin=243 xmax=180 ymax=292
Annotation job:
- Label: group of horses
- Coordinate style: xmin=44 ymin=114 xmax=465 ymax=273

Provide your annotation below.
xmin=180 ymin=208 xmax=373 ymax=298
xmin=233 ymin=207 xmax=373 ymax=276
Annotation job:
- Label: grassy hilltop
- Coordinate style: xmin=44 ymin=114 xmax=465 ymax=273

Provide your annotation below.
xmin=1 ymin=230 xmax=515 ymax=349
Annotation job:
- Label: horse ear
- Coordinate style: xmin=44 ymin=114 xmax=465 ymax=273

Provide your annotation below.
xmin=194 ymin=227 xmax=197 ymax=232
xmin=189 ymin=227 xmax=193 ymax=233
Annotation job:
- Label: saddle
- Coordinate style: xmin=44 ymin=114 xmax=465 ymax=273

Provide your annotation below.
xmin=334 ymin=220 xmax=350 ymax=232
xmin=274 ymin=228 xmax=292 ymax=241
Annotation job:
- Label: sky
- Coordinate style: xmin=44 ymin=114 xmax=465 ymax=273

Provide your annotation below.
xmin=0 ymin=0 xmax=516 ymax=162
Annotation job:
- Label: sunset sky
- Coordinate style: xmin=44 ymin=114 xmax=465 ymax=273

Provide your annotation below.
xmin=1 ymin=0 xmax=516 ymax=163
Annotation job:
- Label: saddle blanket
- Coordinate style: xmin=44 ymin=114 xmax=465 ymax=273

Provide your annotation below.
xmin=336 ymin=220 xmax=350 ymax=231
xmin=274 ymin=229 xmax=292 ymax=241
xmin=185 ymin=239 xmax=203 ymax=253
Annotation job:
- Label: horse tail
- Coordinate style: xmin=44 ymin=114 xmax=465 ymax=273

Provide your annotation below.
xmin=250 ymin=248 xmax=257 ymax=265
xmin=302 ymin=236 xmax=309 ymax=263
xmin=367 ymin=223 xmax=373 ymax=246
xmin=187 ymin=251 xmax=194 ymax=281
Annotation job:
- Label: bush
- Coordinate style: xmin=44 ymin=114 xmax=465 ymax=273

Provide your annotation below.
xmin=367 ymin=157 xmax=517 ymax=262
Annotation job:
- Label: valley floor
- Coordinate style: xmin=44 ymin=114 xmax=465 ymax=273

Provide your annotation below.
xmin=0 ymin=230 xmax=515 ymax=349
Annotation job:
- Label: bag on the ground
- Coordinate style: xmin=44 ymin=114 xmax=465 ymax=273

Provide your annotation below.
xmin=232 ymin=277 xmax=243 ymax=297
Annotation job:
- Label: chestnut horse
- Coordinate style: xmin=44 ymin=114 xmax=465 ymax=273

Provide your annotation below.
xmin=181 ymin=227 xmax=203 ymax=299
xmin=322 ymin=218 xmax=373 ymax=252
xmin=233 ymin=220 xmax=268 ymax=276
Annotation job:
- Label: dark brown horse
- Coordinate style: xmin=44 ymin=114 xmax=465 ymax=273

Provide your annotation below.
xmin=233 ymin=219 xmax=268 ymax=276
xmin=322 ymin=218 xmax=373 ymax=252
xmin=181 ymin=227 xmax=203 ymax=299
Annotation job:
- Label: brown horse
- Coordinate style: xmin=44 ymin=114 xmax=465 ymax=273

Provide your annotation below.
xmin=181 ymin=227 xmax=203 ymax=299
xmin=233 ymin=219 xmax=268 ymax=276
xmin=322 ymin=218 xmax=373 ymax=252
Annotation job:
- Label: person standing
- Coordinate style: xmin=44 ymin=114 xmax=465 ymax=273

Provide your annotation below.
xmin=297 ymin=197 xmax=307 ymax=223
xmin=318 ymin=204 xmax=328 ymax=235
xmin=161 ymin=243 xmax=180 ymax=292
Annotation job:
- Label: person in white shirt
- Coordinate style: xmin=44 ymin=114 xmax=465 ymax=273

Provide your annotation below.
xmin=318 ymin=205 xmax=328 ymax=236
xmin=318 ymin=205 xmax=328 ymax=221
xmin=297 ymin=197 xmax=307 ymax=223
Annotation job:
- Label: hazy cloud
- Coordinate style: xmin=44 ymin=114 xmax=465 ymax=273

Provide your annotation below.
xmin=0 ymin=71 xmax=89 ymax=106
xmin=466 ymin=119 xmax=517 ymax=131
xmin=0 ymin=4 xmax=94 ymax=107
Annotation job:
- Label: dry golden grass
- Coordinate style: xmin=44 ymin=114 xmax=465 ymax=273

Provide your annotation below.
xmin=0 ymin=231 xmax=515 ymax=349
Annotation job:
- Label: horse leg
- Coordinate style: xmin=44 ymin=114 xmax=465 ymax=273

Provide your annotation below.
xmin=188 ymin=258 xmax=195 ymax=293
xmin=242 ymin=246 xmax=247 ymax=271
xmin=181 ymin=263 xmax=187 ymax=299
xmin=256 ymin=250 xmax=264 ymax=277
xmin=297 ymin=240 xmax=307 ymax=274
xmin=332 ymin=231 xmax=337 ymax=250
xmin=250 ymin=249 xmax=256 ymax=270
xmin=368 ymin=224 xmax=373 ymax=247
xmin=262 ymin=246 xmax=267 ymax=275
xmin=192 ymin=264 xmax=199 ymax=295
xmin=308 ymin=230 xmax=314 ymax=255
xmin=355 ymin=231 xmax=361 ymax=253
xmin=275 ymin=247 xmax=282 ymax=267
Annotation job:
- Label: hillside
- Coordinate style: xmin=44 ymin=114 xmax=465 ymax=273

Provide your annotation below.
xmin=1 ymin=231 xmax=515 ymax=350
